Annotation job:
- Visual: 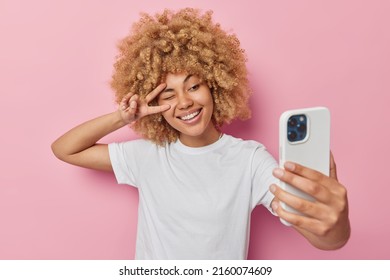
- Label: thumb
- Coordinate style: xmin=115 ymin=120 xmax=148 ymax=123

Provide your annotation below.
xmin=330 ymin=151 xmax=338 ymax=180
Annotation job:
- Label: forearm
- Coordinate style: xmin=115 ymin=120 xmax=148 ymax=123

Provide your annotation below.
xmin=51 ymin=110 xmax=125 ymax=160
xmin=52 ymin=85 xmax=169 ymax=170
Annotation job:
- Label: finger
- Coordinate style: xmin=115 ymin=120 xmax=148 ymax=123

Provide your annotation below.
xmin=270 ymin=184 xmax=328 ymax=219
xmin=145 ymin=83 xmax=167 ymax=104
xmin=120 ymin=92 xmax=134 ymax=110
xmin=283 ymin=161 xmax=335 ymax=188
xmin=146 ymin=104 xmax=171 ymax=115
xmin=330 ymin=151 xmax=338 ymax=180
xmin=129 ymin=100 xmax=137 ymax=111
xmin=271 ymin=199 xmax=324 ymax=234
xmin=128 ymin=94 xmax=139 ymax=105
xmin=126 ymin=100 xmax=138 ymax=118
xmin=284 ymin=161 xmax=328 ymax=183
xmin=123 ymin=94 xmax=138 ymax=112
xmin=273 ymin=168 xmax=331 ymax=203
xmin=285 ymin=161 xmax=343 ymax=193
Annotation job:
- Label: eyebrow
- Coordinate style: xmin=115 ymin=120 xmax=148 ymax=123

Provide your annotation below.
xmin=183 ymin=74 xmax=193 ymax=83
xmin=163 ymin=74 xmax=193 ymax=92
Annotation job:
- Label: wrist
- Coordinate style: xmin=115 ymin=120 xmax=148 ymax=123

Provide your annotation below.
xmin=112 ymin=110 xmax=129 ymax=128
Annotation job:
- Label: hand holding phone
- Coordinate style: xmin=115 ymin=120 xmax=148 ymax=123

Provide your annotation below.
xmin=278 ymin=107 xmax=330 ymax=226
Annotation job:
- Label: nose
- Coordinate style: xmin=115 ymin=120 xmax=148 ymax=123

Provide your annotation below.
xmin=177 ymin=93 xmax=193 ymax=110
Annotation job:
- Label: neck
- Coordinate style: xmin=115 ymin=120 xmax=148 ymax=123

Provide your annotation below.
xmin=179 ymin=125 xmax=221 ymax=148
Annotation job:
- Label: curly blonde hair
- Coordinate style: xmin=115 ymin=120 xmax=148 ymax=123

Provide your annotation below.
xmin=111 ymin=8 xmax=251 ymax=145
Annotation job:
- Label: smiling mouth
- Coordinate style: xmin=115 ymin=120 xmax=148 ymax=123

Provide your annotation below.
xmin=178 ymin=109 xmax=202 ymax=121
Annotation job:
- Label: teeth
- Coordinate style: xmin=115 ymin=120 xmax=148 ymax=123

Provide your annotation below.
xmin=180 ymin=110 xmax=200 ymax=121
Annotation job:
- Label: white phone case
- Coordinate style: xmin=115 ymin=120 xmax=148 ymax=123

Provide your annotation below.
xmin=279 ymin=107 xmax=330 ymax=226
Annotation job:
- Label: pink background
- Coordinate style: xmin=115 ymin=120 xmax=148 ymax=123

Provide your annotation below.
xmin=1 ymin=0 xmax=389 ymax=259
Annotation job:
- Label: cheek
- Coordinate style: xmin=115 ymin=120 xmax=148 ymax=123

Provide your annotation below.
xmin=161 ymin=111 xmax=177 ymax=129
xmin=161 ymin=105 xmax=175 ymax=119
xmin=200 ymin=94 xmax=214 ymax=110
xmin=196 ymin=88 xmax=213 ymax=106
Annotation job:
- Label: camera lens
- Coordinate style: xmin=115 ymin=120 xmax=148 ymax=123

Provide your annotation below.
xmin=288 ymin=117 xmax=297 ymax=127
xmin=297 ymin=123 xmax=306 ymax=133
xmin=288 ymin=131 xmax=297 ymax=141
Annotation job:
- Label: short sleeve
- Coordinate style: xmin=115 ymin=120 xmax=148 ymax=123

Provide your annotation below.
xmin=108 ymin=141 xmax=139 ymax=187
xmin=251 ymin=147 xmax=279 ymax=213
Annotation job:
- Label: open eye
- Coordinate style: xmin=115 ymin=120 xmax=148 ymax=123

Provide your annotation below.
xmin=188 ymin=84 xmax=200 ymax=92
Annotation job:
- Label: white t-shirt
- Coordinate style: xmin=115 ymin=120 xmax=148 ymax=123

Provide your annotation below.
xmin=108 ymin=134 xmax=278 ymax=259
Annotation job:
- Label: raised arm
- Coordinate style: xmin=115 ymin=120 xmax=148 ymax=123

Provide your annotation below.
xmin=51 ymin=111 xmax=125 ymax=171
xmin=51 ymin=84 xmax=170 ymax=171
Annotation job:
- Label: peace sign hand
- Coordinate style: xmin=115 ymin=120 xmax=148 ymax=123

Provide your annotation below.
xmin=118 ymin=83 xmax=170 ymax=124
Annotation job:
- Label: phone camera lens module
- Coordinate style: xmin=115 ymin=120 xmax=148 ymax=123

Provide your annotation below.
xmin=297 ymin=123 xmax=306 ymax=133
xmin=288 ymin=131 xmax=297 ymax=141
xmin=287 ymin=114 xmax=307 ymax=142
xmin=288 ymin=117 xmax=297 ymax=127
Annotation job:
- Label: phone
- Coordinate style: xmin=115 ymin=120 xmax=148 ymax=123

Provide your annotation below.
xmin=278 ymin=107 xmax=330 ymax=226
